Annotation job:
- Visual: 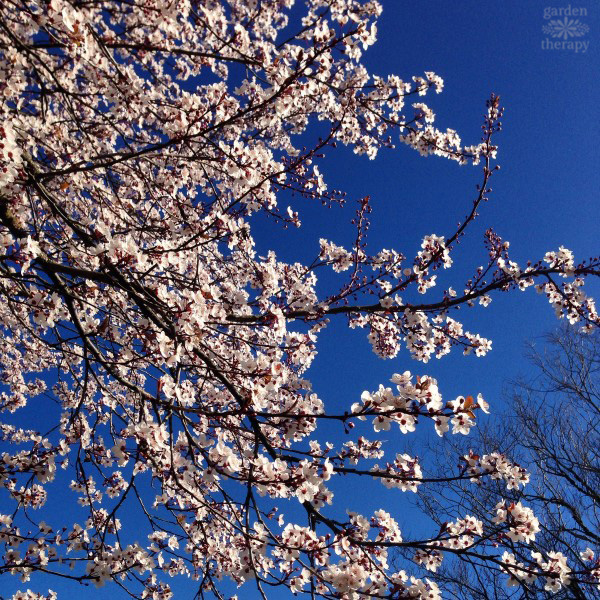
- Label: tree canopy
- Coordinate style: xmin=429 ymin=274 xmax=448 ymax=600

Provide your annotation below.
xmin=416 ymin=326 xmax=600 ymax=599
xmin=0 ymin=1 xmax=599 ymax=599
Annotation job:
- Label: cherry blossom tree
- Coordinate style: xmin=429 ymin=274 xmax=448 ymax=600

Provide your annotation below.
xmin=0 ymin=1 xmax=599 ymax=598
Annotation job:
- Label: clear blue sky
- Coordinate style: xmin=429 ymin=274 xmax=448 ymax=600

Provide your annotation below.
xmin=274 ymin=0 xmax=600 ymax=408
xmin=3 ymin=2 xmax=598 ymax=598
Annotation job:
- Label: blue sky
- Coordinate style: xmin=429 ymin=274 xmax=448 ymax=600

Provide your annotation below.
xmin=262 ymin=0 xmax=599 ymax=433
xmin=3 ymin=1 xmax=599 ymax=598
xmin=245 ymin=1 xmax=600 ymax=597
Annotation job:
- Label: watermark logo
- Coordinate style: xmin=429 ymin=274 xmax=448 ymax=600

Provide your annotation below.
xmin=542 ymin=5 xmax=590 ymax=52
xmin=543 ymin=16 xmax=589 ymax=39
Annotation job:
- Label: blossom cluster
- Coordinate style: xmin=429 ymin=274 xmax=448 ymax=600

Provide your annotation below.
xmin=352 ymin=372 xmax=489 ymax=438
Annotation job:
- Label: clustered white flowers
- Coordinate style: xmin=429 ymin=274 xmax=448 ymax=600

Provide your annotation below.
xmin=0 ymin=0 xmax=599 ymax=598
